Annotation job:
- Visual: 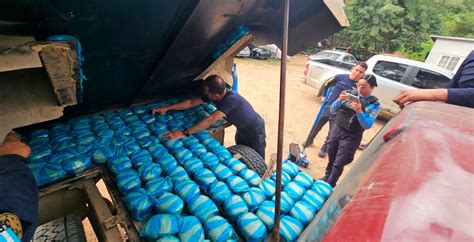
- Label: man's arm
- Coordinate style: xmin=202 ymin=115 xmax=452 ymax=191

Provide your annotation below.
xmin=152 ymin=97 xmax=204 ymax=115
xmin=162 ymin=110 xmax=226 ymax=140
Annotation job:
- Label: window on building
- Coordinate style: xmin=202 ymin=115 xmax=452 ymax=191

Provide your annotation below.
xmin=373 ymin=61 xmax=408 ymax=82
xmin=437 ymin=55 xmax=460 ymax=71
xmin=412 ymin=68 xmax=450 ymax=89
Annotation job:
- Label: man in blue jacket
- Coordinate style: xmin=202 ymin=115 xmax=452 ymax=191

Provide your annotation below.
xmin=394 ymin=50 xmax=474 ymax=108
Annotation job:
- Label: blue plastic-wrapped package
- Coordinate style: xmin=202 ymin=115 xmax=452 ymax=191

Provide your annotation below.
xmin=114 ymin=126 xmax=132 ymax=136
xmin=168 ymin=166 xmax=190 ymax=182
xmin=199 ymin=152 xmax=219 ymax=168
xmin=163 ymin=163 xmax=179 ymax=176
xmin=109 ymin=118 xmax=125 ymax=130
xmin=132 ymin=106 xmax=147 ymax=115
xmin=226 ymin=175 xmax=249 ymax=193
xmin=50 ymin=133 xmax=71 ymax=146
xmin=51 ymin=123 xmax=69 ymax=134
xmin=130 ymin=149 xmax=153 ymax=168
xmin=284 ymin=181 xmax=305 ymax=201
xmin=197 ymin=111 xmax=210 ymax=119
xmin=293 ymin=171 xmax=313 ymax=189
xmin=211 ymin=164 xmax=233 ymax=181
xmin=48 ymin=152 xmax=67 ymax=164
xmin=145 ymin=177 xmax=173 ymax=198
xmin=193 ymin=131 xmax=211 ymax=141
xmin=52 ymin=139 xmax=75 ymax=152
xmin=32 ymin=163 xmax=67 ymax=186
xmin=148 ymin=144 xmax=168 ymax=159
xmin=156 ymin=236 xmax=180 ymax=242
xmin=256 ymin=201 xmax=275 ymax=230
xmin=280 ymin=216 xmax=304 ymax=241
xmin=223 ymin=195 xmax=248 ymax=221
xmin=118 ymin=108 xmax=134 ymax=117
xmin=140 ymin=214 xmax=180 ymax=240
xmin=272 ymin=191 xmax=294 ymax=214
xmin=190 ymin=144 xmax=207 ymax=157
xmin=270 ymin=170 xmax=291 ymax=187
xmin=164 ymin=139 xmax=184 ymax=150
xmin=137 ymin=162 xmax=162 ymax=182
xmin=202 ymin=139 xmax=221 ymax=151
xmin=213 ymin=146 xmax=232 ymax=162
xmin=116 ymin=169 xmax=141 ymax=195
xmin=258 ymin=179 xmax=276 ymax=199
xmin=188 ymin=195 xmax=219 ymax=223
xmin=182 ymin=158 xmax=204 ymax=177
xmin=301 ymin=189 xmax=325 ymax=211
xmin=174 ymin=180 xmax=201 ymax=203
xmin=178 ymin=216 xmax=205 ymax=241
xmin=149 ymin=122 xmax=168 ymax=132
xmin=63 ymin=154 xmax=92 ymax=175
xmin=204 ymin=103 xmax=217 ymax=112
xmin=102 ymin=112 xmax=116 ymax=121
xmin=113 ymin=135 xmax=134 ymax=148
xmin=239 ymin=168 xmax=262 ymax=187
xmin=93 ymin=123 xmax=109 ymax=133
xmin=237 ymin=212 xmax=267 ymax=242
xmin=311 ymin=180 xmax=333 ymax=199
xmin=204 ymin=216 xmax=236 ymax=242
xmin=57 ymin=148 xmax=78 ymax=160
xmin=173 ymin=148 xmax=193 ymax=164
xmin=140 ymin=114 xmax=155 ymax=124
xmin=153 ymin=192 xmax=184 ymax=214
xmin=129 ymin=121 xmax=148 ymax=131
xmin=136 ymin=136 xmax=158 ymax=148
xmin=76 ymin=142 xmax=94 ymax=154
xmin=224 ymin=158 xmax=247 ymax=174
xmin=289 ymin=200 xmax=316 ymax=226
xmin=241 ymin=187 xmax=266 ymax=211
xmin=157 ymin=154 xmax=178 ymax=169
xmin=96 ymin=128 xmax=114 ymax=139
xmin=131 ymin=128 xmax=150 ymax=140
xmin=207 ymin=181 xmax=232 ymax=206
xmin=92 ymin=144 xmax=116 ymax=164
xmin=28 ymin=147 xmax=53 ymax=163
xmin=182 ymin=136 xmax=200 ymax=148
xmin=124 ymin=188 xmax=153 ymax=221
xmin=282 ymin=162 xmax=299 ymax=179
xmin=116 ymin=141 xmax=141 ymax=157
xmin=156 ymin=114 xmax=172 ymax=124
xmin=108 ymin=156 xmax=133 ymax=174
xmin=124 ymin=114 xmax=140 ymax=124
xmin=170 ymin=111 xmax=185 ymax=120
xmin=153 ymin=129 xmax=170 ymax=140
xmin=194 ymin=168 xmax=217 ymax=190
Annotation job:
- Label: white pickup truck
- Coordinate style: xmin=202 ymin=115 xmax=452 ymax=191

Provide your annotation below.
xmin=301 ymin=55 xmax=454 ymax=116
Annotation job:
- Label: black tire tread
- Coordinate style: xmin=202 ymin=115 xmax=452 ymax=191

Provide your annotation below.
xmin=33 ymin=214 xmax=86 ymax=242
xmin=227 ymin=145 xmax=267 ymax=177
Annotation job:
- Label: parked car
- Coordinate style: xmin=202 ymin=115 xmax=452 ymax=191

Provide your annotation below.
xmin=236 ymin=46 xmax=252 ymax=58
xmin=236 ymin=45 xmax=273 ymax=60
xmin=301 ymin=55 xmax=454 ymax=116
xmin=309 ymin=50 xmax=357 ymax=64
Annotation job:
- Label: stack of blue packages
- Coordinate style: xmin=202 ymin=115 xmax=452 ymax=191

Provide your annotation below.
xmin=174 ymin=180 xmax=201 ymax=203
xmin=140 ymin=214 xmax=180 ymax=240
xmin=236 ymin=212 xmax=267 ymax=241
xmin=187 ymin=195 xmax=220 ymax=223
xmin=241 ymin=187 xmax=266 ymax=211
xmin=223 ymin=195 xmax=248 ymax=221
xmin=207 ymin=181 xmax=232 ymax=206
xmin=153 ymin=192 xmax=184 ymax=215
xmin=145 ymin=177 xmax=173 ymax=198
xmin=203 ymin=216 xmax=237 ymax=242
xmin=255 ymin=200 xmax=275 ymax=230
xmin=178 ymin=216 xmax=205 ymax=241
xmin=124 ymin=188 xmax=153 ymax=221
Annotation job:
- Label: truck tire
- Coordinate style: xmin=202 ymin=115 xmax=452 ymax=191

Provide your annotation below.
xmin=32 ymin=214 xmax=86 ymax=242
xmin=227 ymin=145 xmax=267 ymax=177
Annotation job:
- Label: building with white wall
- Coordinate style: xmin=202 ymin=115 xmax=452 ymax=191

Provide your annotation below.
xmin=425 ymin=35 xmax=474 ymax=73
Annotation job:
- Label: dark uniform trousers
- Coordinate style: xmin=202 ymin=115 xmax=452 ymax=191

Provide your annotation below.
xmin=325 ymin=125 xmax=363 ymax=187
xmin=235 ymin=116 xmax=266 ymax=160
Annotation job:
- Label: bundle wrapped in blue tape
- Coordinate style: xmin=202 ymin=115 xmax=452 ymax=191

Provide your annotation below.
xmin=311 ymin=180 xmax=333 ymax=199
xmin=168 ymin=166 xmax=190 ymax=182
xmin=102 ymin=112 xmax=116 ymax=120
xmin=174 ymin=180 xmax=201 ymax=202
xmin=204 ymin=103 xmax=217 ymax=113
xmin=130 ymin=149 xmax=153 ymax=168
xmin=140 ymin=214 xmax=180 ymax=240
xmin=241 ymin=187 xmax=266 ymax=211
xmin=237 ymin=212 xmax=267 ymax=241
xmin=272 ymin=191 xmax=294 ymax=214
xmin=48 ymin=152 xmax=67 ymax=164
xmin=140 ymin=114 xmax=155 ymax=124
xmin=293 ymin=171 xmax=313 ymax=189
xmin=156 ymin=114 xmax=172 ymax=124
xmin=76 ymin=142 xmax=94 ymax=154
xmin=153 ymin=192 xmax=184 ymax=215
xmin=145 ymin=177 xmax=173 ymax=198
xmin=92 ymin=144 xmax=116 ymax=164
xmin=63 ymin=154 xmax=92 ymax=175
xmin=282 ymin=162 xmax=299 ymax=178
xmin=129 ymin=121 xmax=148 ymax=131
xmin=124 ymin=114 xmax=140 ymax=124
xmin=96 ymin=129 xmax=114 ymax=139
xmin=256 ymin=200 xmax=275 ymax=230
xmin=136 ymin=136 xmax=158 ymax=148
xmin=223 ymin=195 xmax=248 ymax=221
xmin=132 ymin=106 xmax=147 ymax=115
xmin=148 ymin=144 xmax=168 ymax=159
xmin=164 ymin=139 xmax=184 ymax=150
xmin=156 ymin=236 xmax=180 ymax=242
xmin=213 ymin=146 xmax=232 ymax=162
xmin=28 ymin=147 xmax=53 ymax=163
xmin=194 ymin=168 xmax=217 ymax=190
xmin=208 ymin=181 xmax=232 ymax=206
xmin=201 ymin=138 xmax=220 ymax=150
xmin=153 ymin=129 xmax=170 ymax=140
xmin=289 ymin=200 xmax=316 ymax=226
xmin=75 ymin=131 xmax=95 ymax=145
xmin=204 ymin=216 xmax=236 ymax=242
xmin=50 ymin=134 xmax=71 ymax=146
xmin=226 ymin=175 xmax=249 ymax=193
xmin=188 ymin=195 xmax=219 ymax=223
xmin=301 ymin=189 xmax=325 ymax=211
xmin=280 ymin=215 xmax=304 ymax=241
xmin=109 ymin=119 xmax=125 ymax=130
xmin=284 ymin=181 xmax=305 ymax=201
xmin=270 ymin=171 xmax=291 ymax=186
xmin=224 ymin=158 xmax=247 ymax=174
xmin=258 ymin=179 xmax=276 ymax=199
xmin=200 ymin=152 xmax=219 ymax=168
xmin=149 ymin=122 xmax=168 ymax=132
xmin=190 ymin=144 xmax=207 ymax=157
xmin=118 ymin=108 xmax=134 ymax=117
xmin=131 ymin=128 xmax=150 ymax=140
xmin=182 ymin=158 xmax=204 ymax=177
xmin=182 ymin=136 xmax=200 ymax=147
xmin=114 ymin=126 xmax=132 ymax=136
xmin=113 ymin=135 xmax=134 ymax=148
xmin=116 ymin=169 xmax=141 ymax=195
xmin=116 ymin=141 xmax=141 ymax=156
xmin=239 ymin=168 xmax=262 ymax=187
xmin=124 ymin=188 xmax=153 ymax=221
xmin=157 ymin=154 xmax=178 ymax=169
xmin=32 ymin=163 xmax=66 ymax=186
xmin=170 ymin=111 xmax=185 ymax=120
xmin=52 ymin=139 xmax=75 ymax=152
xmin=193 ymin=131 xmax=211 ymax=141
xmin=211 ymin=163 xmax=233 ymax=181
xmin=173 ymin=148 xmax=193 ymax=164
xmin=108 ymin=156 xmax=133 ymax=174
xmin=137 ymin=162 xmax=162 ymax=182
xmin=178 ymin=216 xmax=205 ymax=241
xmin=92 ymin=123 xmax=109 ymax=133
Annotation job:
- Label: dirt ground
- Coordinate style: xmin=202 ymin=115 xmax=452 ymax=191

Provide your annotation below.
xmin=224 ymin=55 xmax=386 ymax=179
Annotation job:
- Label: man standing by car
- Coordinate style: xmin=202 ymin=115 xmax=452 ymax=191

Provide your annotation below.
xmin=152 ymin=75 xmax=267 ymax=159
xmin=303 ymin=62 xmax=367 ymax=158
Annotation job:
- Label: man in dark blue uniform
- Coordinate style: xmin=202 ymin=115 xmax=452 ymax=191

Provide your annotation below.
xmin=324 ymin=75 xmax=380 ymax=187
xmin=153 ymin=75 xmax=266 ymax=159
xmin=0 ymin=132 xmax=38 ymax=242
xmin=303 ymin=62 xmax=368 ymax=158
xmin=394 ymin=50 xmax=474 ymax=108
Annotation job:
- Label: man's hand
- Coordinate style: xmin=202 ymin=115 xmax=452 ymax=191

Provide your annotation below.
xmin=338 ymin=91 xmax=348 ymax=102
xmin=0 ymin=132 xmax=31 ymax=158
xmin=162 ymin=130 xmax=185 ymax=140
xmin=351 ymin=102 xmax=362 ymax=114
xmin=152 ymin=107 xmax=169 ymax=115
xmin=393 ymin=89 xmax=448 ymax=109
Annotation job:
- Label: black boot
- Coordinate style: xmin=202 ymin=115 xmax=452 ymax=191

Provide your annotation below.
xmin=318 ymin=143 xmax=328 ymax=158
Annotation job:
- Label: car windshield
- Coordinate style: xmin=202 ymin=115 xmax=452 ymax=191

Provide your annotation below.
xmin=312 ymin=51 xmax=341 ymax=60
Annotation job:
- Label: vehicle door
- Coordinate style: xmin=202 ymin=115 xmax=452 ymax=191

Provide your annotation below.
xmin=342 ymin=55 xmax=357 ymax=65
xmin=369 ymin=60 xmax=411 ymax=115
xmin=404 ymin=67 xmax=451 ymax=89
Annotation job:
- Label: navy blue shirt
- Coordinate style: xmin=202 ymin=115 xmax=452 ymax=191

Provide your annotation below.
xmin=322 ymin=74 xmax=358 ymax=110
xmin=213 ymin=89 xmax=259 ymax=129
xmin=446 ymin=50 xmax=474 ymax=108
